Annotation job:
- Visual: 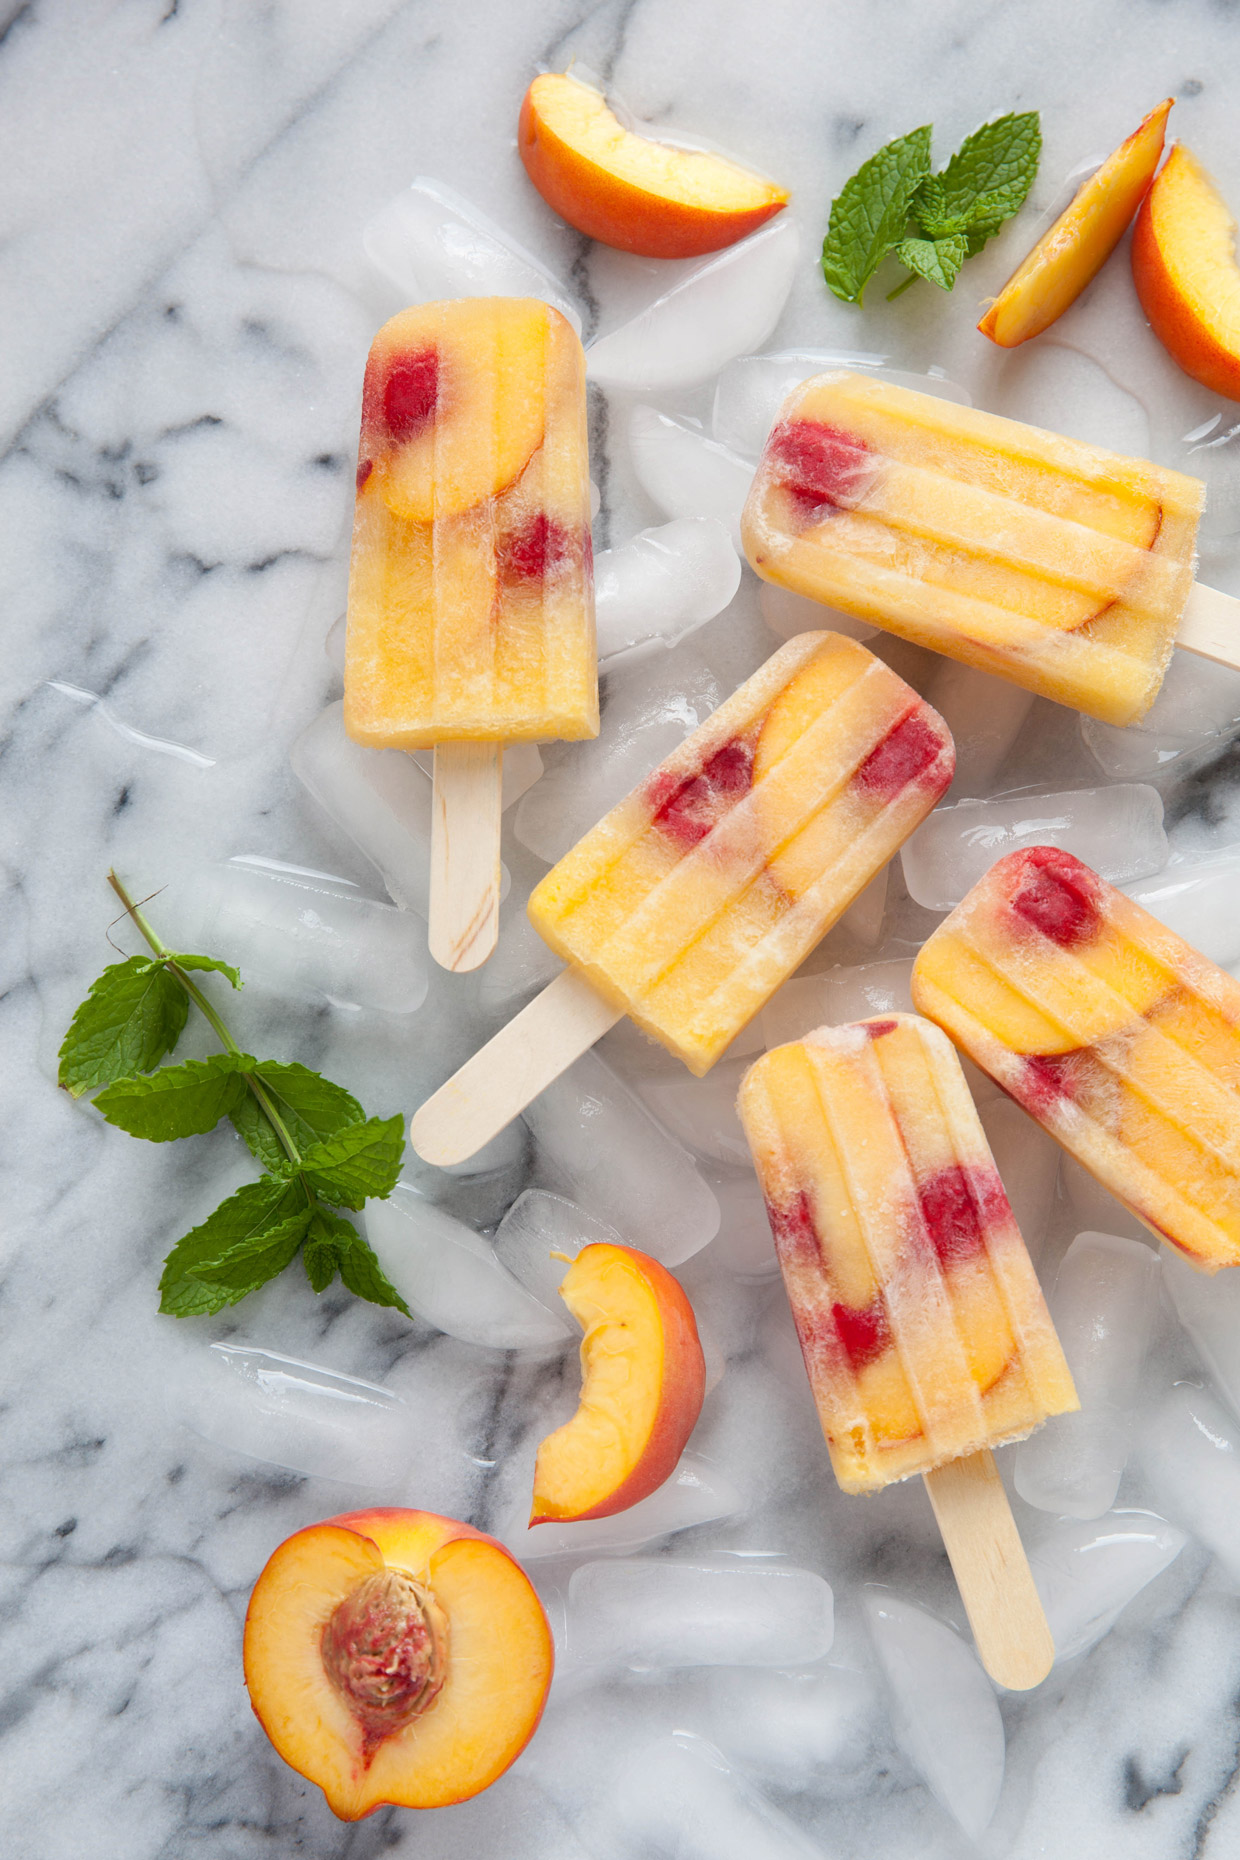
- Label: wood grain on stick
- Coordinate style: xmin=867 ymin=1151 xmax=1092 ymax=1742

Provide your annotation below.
xmin=410 ymin=966 xmax=622 ymax=1166
xmin=428 ymin=742 xmax=503 ymax=972
xmin=923 ymin=1448 xmax=1054 ymax=1691
xmin=1178 ymin=581 xmax=1240 ymax=671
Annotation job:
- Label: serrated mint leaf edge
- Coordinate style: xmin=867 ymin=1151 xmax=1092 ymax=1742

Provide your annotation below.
xmin=822 ymin=124 xmax=933 ymax=305
xmin=93 ymin=1052 xmax=257 ymax=1142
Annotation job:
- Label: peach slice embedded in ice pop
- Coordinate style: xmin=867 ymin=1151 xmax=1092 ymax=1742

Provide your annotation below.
xmin=740 ymin=1015 xmax=1076 ymax=1689
xmin=344 ymin=298 xmax=597 ymax=973
xmin=739 ymin=370 xmax=1240 ymax=729
xmin=913 ymin=846 xmax=1240 ymax=1272
xmin=409 ymin=632 xmax=953 ymax=1166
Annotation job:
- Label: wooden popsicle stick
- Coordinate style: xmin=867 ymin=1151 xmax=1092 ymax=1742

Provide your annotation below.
xmin=410 ymin=967 xmax=622 ymax=1165
xmin=922 ymin=1449 xmax=1054 ymax=1692
xmin=1178 ymin=580 xmax=1240 ymax=670
xmin=428 ymin=742 xmax=503 ymax=973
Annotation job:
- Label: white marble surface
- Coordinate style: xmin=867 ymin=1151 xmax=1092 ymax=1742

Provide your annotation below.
xmin=9 ymin=2 xmax=1240 ymax=1857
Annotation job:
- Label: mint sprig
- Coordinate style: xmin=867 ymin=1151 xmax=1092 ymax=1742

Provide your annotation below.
xmin=822 ymin=111 xmax=1041 ymax=304
xmin=58 ymin=873 xmax=410 ymax=1320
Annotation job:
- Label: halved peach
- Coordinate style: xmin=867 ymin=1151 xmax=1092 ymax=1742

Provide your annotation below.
xmin=1132 ymin=141 xmax=1240 ymax=400
xmin=243 ymin=1508 xmax=553 ymax=1820
xmin=979 ymin=99 xmax=1172 ymax=347
xmin=531 ymin=1243 xmax=705 ymax=1522
xmin=518 ymin=71 xmax=788 ymax=258
xmin=358 ymin=301 xmax=553 ymax=522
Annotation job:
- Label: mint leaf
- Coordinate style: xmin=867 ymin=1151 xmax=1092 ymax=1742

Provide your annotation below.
xmin=300 ymin=1115 xmax=406 ymax=1211
xmin=302 ymin=1210 xmax=411 ymax=1315
xmin=232 ymin=1062 xmax=365 ymax=1174
xmin=894 ymin=233 xmax=968 ymax=292
xmin=303 ymin=1214 xmax=342 ymax=1294
xmin=94 ymin=1053 xmax=256 ymax=1141
xmin=170 ymin=953 xmax=242 ymax=990
xmin=822 ymin=125 xmax=932 ymax=304
xmin=158 ymin=1178 xmax=307 ymax=1316
xmin=914 ymin=112 xmax=1040 ymax=245
xmin=58 ymin=957 xmax=188 ymax=1096
xmin=188 ymin=1210 xmax=314 ymax=1292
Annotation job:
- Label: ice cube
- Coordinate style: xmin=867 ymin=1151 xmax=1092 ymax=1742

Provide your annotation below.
xmin=171 ymin=1343 xmax=413 ymax=1486
xmin=838 ymin=864 xmax=889 ymax=947
xmin=1139 ymin=1382 xmax=1240 ymax=1585
xmin=761 ymin=958 xmax=914 ymax=1049
xmin=493 ymin=1189 xmax=623 ymax=1310
xmin=992 ymin=343 xmax=1151 ymax=457
xmin=410 ymin=740 xmax=544 ymax=812
xmin=513 ymin=646 xmax=722 ymax=864
xmin=709 ymin=1171 xmax=779 ymax=1278
xmin=585 ymin=215 xmax=799 ymax=393
xmin=863 ymin=1589 xmax=1004 ymax=1839
xmin=1028 ymin=1509 xmax=1187 ymax=1663
xmin=1059 ymin=1154 xmax=1152 ymax=1246
xmin=166 ymin=855 xmax=429 ymax=1014
xmin=977 ymin=1098 xmax=1059 ymax=1261
xmin=1182 ymin=412 xmax=1240 ymax=556
xmin=594 ymin=519 xmax=741 ymax=659
xmin=901 ymin=783 xmax=1168 ymax=912
xmin=1015 ymin=1232 xmax=1161 ymax=1518
xmin=362 ymin=177 xmax=581 ymax=330
xmin=524 ymin=1051 xmax=721 ymax=1265
xmin=592 ymin=1732 xmax=825 ymax=1860
xmin=702 ymin=1663 xmax=876 ymax=1784
xmin=291 ymin=700 xmax=509 ymax=918
xmin=1123 ymin=857 xmax=1240 ymax=972
xmin=362 ymin=1185 xmax=573 ymax=1352
xmin=564 ymin=1557 xmax=833 ymax=1669
xmin=758 ymin=581 xmax=878 ymax=643
xmin=713 ymin=349 xmax=970 ymax=458
xmin=500 ymin=1453 xmax=744 ymax=1561
xmin=627 ymin=405 xmax=753 ymax=547
xmin=1164 ymin=1250 xmax=1240 ymax=1423
xmin=637 ymin=1058 xmax=752 ymax=1166
xmin=1082 ymin=648 xmax=1240 ymax=780
xmin=924 ymin=660 xmax=1036 ymax=799
xmin=475 ymin=903 xmax=564 ymax=1015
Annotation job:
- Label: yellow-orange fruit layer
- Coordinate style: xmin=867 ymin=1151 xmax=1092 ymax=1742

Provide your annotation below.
xmin=344 ymin=298 xmax=597 ymax=748
xmin=1132 ymin=142 xmax=1240 ymax=403
xmin=741 ymin=371 xmax=1204 ymax=726
xmin=739 ymin=1015 xmax=1076 ymax=1494
xmin=528 ymin=631 xmax=954 ymax=1075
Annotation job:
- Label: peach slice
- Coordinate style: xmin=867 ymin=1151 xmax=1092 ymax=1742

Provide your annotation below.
xmin=359 ymin=301 xmax=553 ymax=522
xmin=979 ymin=99 xmax=1172 ymax=347
xmin=1132 ymin=141 xmax=1240 ymax=400
xmin=518 ymin=71 xmax=788 ymax=259
xmin=243 ymin=1508 xmax=553 ymax=1820
xmin=531 ymin=1242 xmax=705 ymax=1522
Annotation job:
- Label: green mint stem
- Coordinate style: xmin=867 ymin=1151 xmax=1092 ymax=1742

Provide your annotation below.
xmin=106 ymin=869 xmax=310 ymax=1181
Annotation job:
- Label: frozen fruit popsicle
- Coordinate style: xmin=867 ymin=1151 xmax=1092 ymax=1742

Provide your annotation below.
xmin=344 ymin=298 xmax=597 ymax=970
xmin=913 ymin=846 xmax=1240 ymax=1274
xmin=410 ymin=632 xmax=954 ymax=1165
xmin=739 ymin=1013 xmax=1076 ymax=1687
xmin=741 ymin=370 xmax=1221 ymax=729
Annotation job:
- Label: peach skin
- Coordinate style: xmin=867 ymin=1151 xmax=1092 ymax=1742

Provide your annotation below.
xmin=243 ymin=1508 xmax=553 ymax=1820
xmin=531 ymin=1242 xmax=706 ymax=1522
xmin=979 ymin=98 xmax=1172 ymax=347
xmin=518 ymin=71 xmax=787 ymax=259
xmin=1132 ymin=141 xmax=1240 ymax=401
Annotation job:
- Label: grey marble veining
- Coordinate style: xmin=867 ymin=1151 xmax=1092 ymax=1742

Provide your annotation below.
xmin=8 ymin=2 xmax=1240 ymax=1857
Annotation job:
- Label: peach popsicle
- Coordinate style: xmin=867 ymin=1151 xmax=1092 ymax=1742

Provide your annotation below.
xmin=740 ymin=371 xmax=1230 ymax=729
xmin=410 ymin=631 xmax=954 ymax=1166
xmin=739 ymin=1014 xmax=1076 ymax=1687
xmin=913 ymin=846 xmax=1240 ymax=1274
xmin=344 ymin=298 xmax=597 ymax=971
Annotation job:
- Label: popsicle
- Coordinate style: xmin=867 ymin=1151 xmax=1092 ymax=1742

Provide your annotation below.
xmin=739 ymin=1013 xmax=1077 ymax=1687
xmin=913 ymin=846 xmax=1240 ymax=1273
xmin=740 ymin=370 xmax=1240 ymax=729
xmin=411 ymin=631 xmax=954 ymax=1164
xmin=344 ymin=298 xmax=597 ymax=971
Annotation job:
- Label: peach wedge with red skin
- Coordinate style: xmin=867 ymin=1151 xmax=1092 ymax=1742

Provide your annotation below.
xmin=243 ymin=1507 xmax=553 ymax=1821
xmin=519 ymin=71 xmax=788 ymax=259
xmin=1132 ymin=141 xmax=1240 ymax=401
xmin=979 ymin=99 xmax=1172 ymax=347
xmin=531 ymin=1242 xmax=706 ymax=1523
